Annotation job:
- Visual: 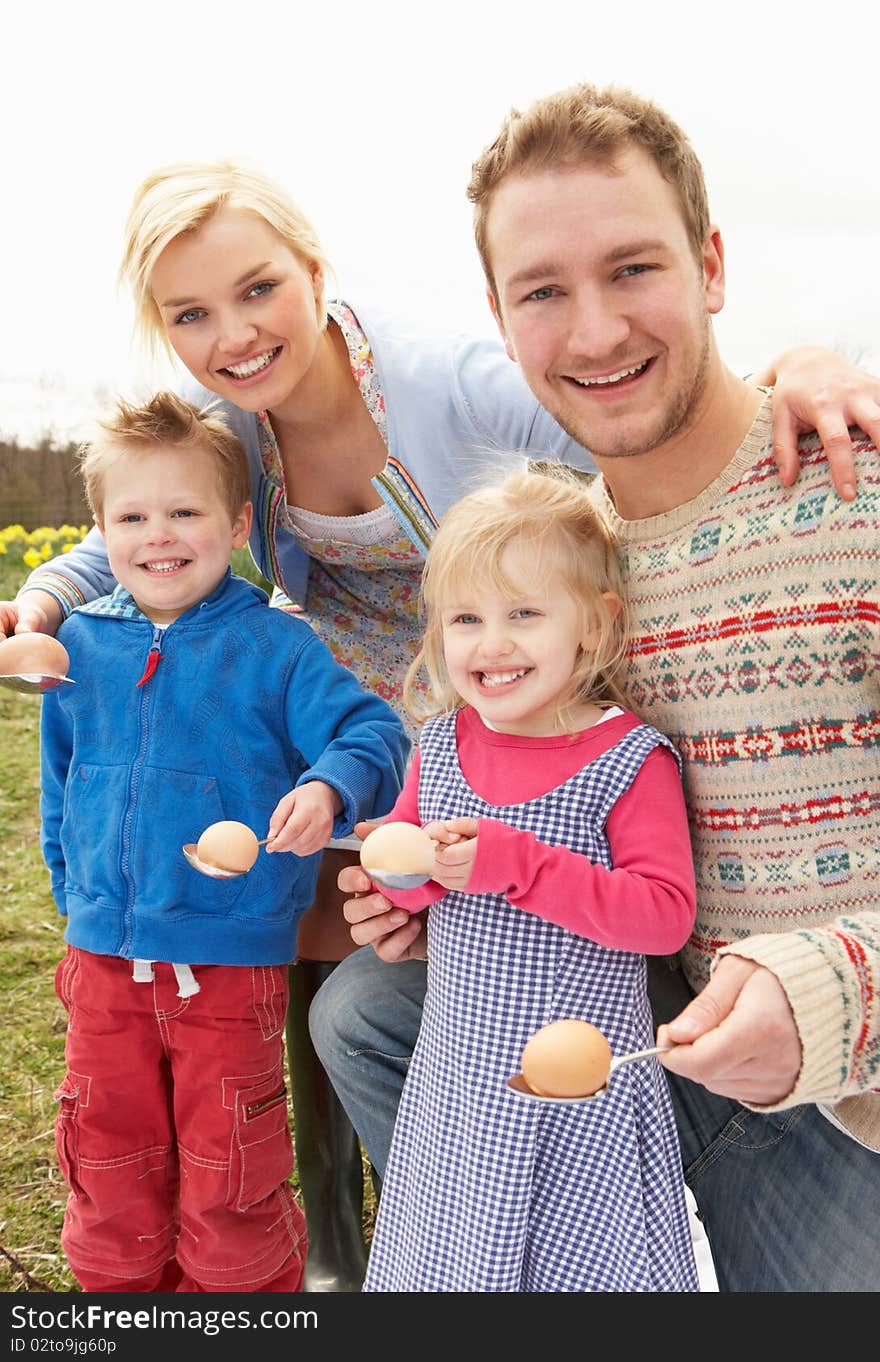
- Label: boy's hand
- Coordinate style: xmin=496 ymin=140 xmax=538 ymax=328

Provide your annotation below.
xmin=422 ymin=816 xmax=479 ymax=891
xmin=266 ymin=780 xmax=342 ymax=857
xmin=759 ymin=345 xmax=880 ymax=500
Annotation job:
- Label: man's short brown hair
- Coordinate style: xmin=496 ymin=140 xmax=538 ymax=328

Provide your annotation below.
xmin=468 ymin=82 xmax=711 ymax=303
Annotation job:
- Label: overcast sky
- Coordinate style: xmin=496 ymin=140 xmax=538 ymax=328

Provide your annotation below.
xmin=2 ymin=0 xmax=878 ymax=441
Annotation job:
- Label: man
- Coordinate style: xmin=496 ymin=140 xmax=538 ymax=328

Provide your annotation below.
xmin=310 ymin=83 xmax=880 ymax=1291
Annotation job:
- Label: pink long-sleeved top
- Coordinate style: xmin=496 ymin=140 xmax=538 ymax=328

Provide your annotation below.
xmin=379 ymin=706 xmax=696 ymax=954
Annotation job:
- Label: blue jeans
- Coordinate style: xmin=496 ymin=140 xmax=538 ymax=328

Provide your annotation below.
xmin=309 ymin=946 xmax=880 ymax=1292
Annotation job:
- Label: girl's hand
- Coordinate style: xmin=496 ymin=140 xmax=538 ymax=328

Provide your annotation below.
xmin=421 ymin=816 xmax=478 ymax=845
xmin=266 ymin=780 xmax=341 ymax=857
xmin=424 ymin=817 xmax=479 ymax=892
xmin=759 ymin=346 xmax=880 ymax=500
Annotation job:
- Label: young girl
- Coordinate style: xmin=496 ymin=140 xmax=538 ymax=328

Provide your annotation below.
xmin=362 ymin=468 xmax=699 ymax=1292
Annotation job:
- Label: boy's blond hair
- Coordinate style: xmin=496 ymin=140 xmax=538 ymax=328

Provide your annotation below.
xmin=80 ymin=391 xmax=251 ymax=521
xmin=467 ymin=82 xmax=711 ymax=304
xmin=120 ymin=158 xmax=333 ymax=358
xmin=404 ymin=467 xmax=628 ymax=727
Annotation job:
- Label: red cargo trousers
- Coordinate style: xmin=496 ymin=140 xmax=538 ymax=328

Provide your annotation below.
xmin=53 ymin=947 xmax=306 ymax=1292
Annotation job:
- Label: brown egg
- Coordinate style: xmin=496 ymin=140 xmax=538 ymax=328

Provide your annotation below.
xmin=196 ymin=820 xmax=259 ymax=874
xmin=359 ymin=821 xmax=435 ymax=875
xmin=520 ymin=1019 xmax=613 ymax=1098
xmin=0 ymin=632 xmax=70 ymax=678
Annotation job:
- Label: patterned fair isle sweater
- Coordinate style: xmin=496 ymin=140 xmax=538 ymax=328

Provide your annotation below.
xmin=589 ymin=395 xmax=880 ymax=1150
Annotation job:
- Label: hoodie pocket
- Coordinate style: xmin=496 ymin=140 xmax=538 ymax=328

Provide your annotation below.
xmin=61 ymin=763 xmax=251 ymax=912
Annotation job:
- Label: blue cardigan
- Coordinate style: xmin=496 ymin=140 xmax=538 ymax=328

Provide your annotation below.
xmin=39 ymin=572 xmax=409 ymax=966
xmin=22 ymin=301 xmax=596 ymax=615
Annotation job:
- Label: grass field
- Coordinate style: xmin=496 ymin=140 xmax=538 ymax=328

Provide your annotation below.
xmin=0 ymin=681 xmax=73 ymax=1291
xmin=0 ymin=547 xmax=375 ymax=1292
xmin=0 ymin=546 xmax=75 ymax=1289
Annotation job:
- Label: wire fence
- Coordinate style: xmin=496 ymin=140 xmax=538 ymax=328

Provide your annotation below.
xmin=0 ymin=439 xmax=90 ymax=530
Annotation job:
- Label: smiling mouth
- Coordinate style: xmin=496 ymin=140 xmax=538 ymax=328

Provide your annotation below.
xmin=478 ymin=668 xmax=530 ymax=688
xmin=220 ymin=347 xmax=281 ymax=380
xmin=568 ymin=358 xmax=652 ymax=389
xmin=141 ymin=559 xmax=189 ymax=575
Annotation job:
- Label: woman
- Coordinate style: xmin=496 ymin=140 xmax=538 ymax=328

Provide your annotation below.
xmin=4 ymin=158 xmax=877 ymax=1291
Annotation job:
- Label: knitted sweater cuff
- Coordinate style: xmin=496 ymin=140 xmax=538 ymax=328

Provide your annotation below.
xmin=714 ymin=933 xmax=847 ymax=1108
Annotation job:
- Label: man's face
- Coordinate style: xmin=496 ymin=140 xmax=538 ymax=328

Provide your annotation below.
xmin=485 ymin=147 xmax=725 ymax=461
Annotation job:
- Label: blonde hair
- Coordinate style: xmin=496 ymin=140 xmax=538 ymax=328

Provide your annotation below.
xmin=120 ymin=158 xmax=333 ymax=357
xmin=80 ymin=390 xmax=251 ymax=521
xmin=467 ymin=82 xmax=710 ymax=304
xmin=404 ymin=467 xmax=628 ymax=727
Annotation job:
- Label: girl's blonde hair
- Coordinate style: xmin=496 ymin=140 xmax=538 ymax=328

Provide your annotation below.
xmin=120 ymin=158 xmax=333 ymax=358
xmin=404 ymin=467 xmax=629 ymax=728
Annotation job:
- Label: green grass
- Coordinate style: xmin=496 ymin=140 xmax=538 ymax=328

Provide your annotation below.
xmin=0 ymin=682 xmax=73 ymax=1291
xmin=0 ymin=549 xmax=375 ymax=1292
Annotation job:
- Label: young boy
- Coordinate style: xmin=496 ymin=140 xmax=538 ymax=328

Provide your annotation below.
xmin=40 ymin=391 xmax=408 ymax=1293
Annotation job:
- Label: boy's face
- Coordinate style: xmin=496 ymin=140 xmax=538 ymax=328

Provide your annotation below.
xmin=95 ymin=443 xmax=252 ymax=625
xmin=484 ymin=146 xmax=725 ymax=464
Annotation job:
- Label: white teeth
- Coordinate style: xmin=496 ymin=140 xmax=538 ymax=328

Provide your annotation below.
xmin=225 ymin=348 xmax=277 ymax=378
xmin=481 ymin=669 xmax=528 ymax=686
xmin=143 ymin=560 xmax=186 ymax=574
xmin=572 ymin=361 xmax=648 ymax=387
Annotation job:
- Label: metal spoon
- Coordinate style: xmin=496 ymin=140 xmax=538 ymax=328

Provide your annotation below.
xmin=506 ymin=1043 xmax=675 ymax=1105
xmin=182 ymin=839 xmax=269 ymax=879
xmin=0 ymin=672 xmax=75 ymax=694
xmin=361 ymin=867 xmax=433 ymax=891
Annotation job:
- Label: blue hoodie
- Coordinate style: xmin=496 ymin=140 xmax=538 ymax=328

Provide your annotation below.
xmin=39 ymin=571 xmax=409 ymax=966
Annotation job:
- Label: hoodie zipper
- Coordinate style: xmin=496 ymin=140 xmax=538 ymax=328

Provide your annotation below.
xmin=136 ymin=634 xmax=163 ymax=687
xmin=119 ymin=624 xmax=165 ymax=954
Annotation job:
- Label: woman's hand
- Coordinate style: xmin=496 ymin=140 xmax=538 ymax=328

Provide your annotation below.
xmin=761 ymin=345 xmax=880 ymax=500
xmin=0 ymin=591 xmax=62 ymax=641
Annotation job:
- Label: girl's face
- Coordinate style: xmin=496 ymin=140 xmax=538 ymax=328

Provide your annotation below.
xmin=150 ymin=207 xmax=325 ymax=415
xmin=439 ymin=539 xmax=602 ymax=737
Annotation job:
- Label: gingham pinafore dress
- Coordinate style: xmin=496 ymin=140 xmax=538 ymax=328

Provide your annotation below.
xmin=364 ymin=712 xmax=699 ymax=1292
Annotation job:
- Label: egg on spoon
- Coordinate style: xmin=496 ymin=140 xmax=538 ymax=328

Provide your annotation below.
xmin=359 ymin=821 xmax=436 ymax=890
xmin=520 ymin=1019 xmax=613 ymax=1098
xmin=0 ymin=633 xmax=72 ymax=691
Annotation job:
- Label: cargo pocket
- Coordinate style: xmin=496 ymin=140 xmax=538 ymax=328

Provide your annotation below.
xmin=54 ymin=947 xmax=79 ymax=1015
xmin=250 ymin=964 xmax=288 ymax=1041
xmin=54 ymin=1072 xmax=89 ymax=1200
xmin=226 ymin=1070 xmax=293 ymax=1212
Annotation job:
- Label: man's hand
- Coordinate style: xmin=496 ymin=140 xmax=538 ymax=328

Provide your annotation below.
xmin=338 ymin=821 xmax=428 ymax=961
xmin=657 ymin=956 xmax=802 ymax=1106
xmin=759 ymin=345 xmax=880 ymax=500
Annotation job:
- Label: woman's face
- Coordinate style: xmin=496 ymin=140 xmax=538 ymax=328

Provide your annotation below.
xmin=150 ymin=206 xmax=325 ymax=413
